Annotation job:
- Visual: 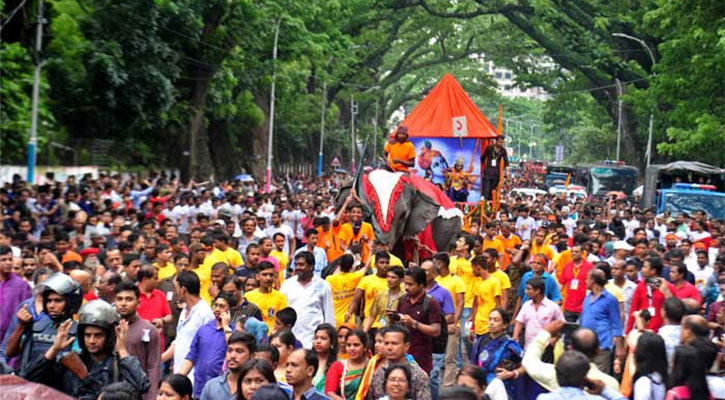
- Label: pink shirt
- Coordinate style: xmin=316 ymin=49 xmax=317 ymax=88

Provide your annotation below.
xmin=515 ymin=297 xmax=564 ymax=349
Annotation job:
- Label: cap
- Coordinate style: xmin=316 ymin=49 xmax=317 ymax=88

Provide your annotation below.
xmin=213 ymin=219 xmax=226 ymax=227
xmin=665 ymin=233 xmax=679 ymax=241
xmin=61 ymin=251 xmax=83 ymax=264
xmin=79 ymin=248 xmax=100 ymax=258
xmin=613 ymin=241 xmax=634 ymax=251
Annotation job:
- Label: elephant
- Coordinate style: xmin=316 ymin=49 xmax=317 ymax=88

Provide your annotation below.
xmin=335 ymin=169 xmax=463 ymax=254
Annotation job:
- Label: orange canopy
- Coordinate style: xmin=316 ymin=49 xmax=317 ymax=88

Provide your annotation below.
xmin=392 ymin=74 xmax=498 ymax=138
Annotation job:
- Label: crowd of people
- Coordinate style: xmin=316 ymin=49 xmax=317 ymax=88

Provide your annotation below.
xmin=1 ymin=166 xmax=724 ymax=400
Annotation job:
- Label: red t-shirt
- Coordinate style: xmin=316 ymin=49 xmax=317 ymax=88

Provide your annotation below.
xmin=626 ymin=280 xmax=675 ymax=333
xmin=138 ymin=289 xmax=172 ymax=348
xmin=560 ymin=260 xmax=593 ymax=313
xmin=671 ymin=281 xmax=702 ymax=304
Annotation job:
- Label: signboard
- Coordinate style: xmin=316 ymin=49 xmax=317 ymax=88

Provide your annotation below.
xmin=331 ymin=157 xmax=341 ymax=167
xmin=410 ymin=138 xmax=482 ymax=202
xmin=452 ymin=116 xmax=468 ymax=137
xmin=555 ymin=145 xmax=564 ymax=162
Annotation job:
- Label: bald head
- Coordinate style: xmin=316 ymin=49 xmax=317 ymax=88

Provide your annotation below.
xmin=69 ymin=269 xmax=93 ymax=294
xmin=681 ymin=298 xmax=701 ymax=315
xmin=571 ymin=328 xmax=599 ymax=359
xmin=681 ymin=314 xmax=709 ymax=344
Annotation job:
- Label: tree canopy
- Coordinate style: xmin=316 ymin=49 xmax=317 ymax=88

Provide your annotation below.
xmin=1 ymin=0 xmax=722 ymax=179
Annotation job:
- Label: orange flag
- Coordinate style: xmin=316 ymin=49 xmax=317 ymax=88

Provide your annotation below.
xmin=565 ymin=173 xmax=572 ymax=188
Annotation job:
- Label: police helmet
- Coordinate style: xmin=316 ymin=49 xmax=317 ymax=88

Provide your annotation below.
xmin=39 ymin=273 xmax=82 ymax=318
xmin=78 ymin=300 xmax=119 ymax=331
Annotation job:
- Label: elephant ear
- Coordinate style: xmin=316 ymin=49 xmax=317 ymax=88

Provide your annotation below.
xmin=431 ymin=215 xmax=463 ymax=252
xmin=403 ymin=192 xmax=440 ymax=237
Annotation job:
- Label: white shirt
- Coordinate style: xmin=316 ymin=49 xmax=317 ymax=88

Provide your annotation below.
xmin=515 ymin=216 xmax=536 ymax=240
xmin=634 ymin=372 xmax=666 ymax=400
xmin=609 ymin=278 xmax=637 ymax=328
xmin=707 ymin=375 xmax=725 ymax=399
xmin=280 ymin=275 xmax=336 ymax=348
xmin=174 ymin=300 xmax=214 ymax=375
xmin=265 ymin=225 xmax=295 ymax=254
xmin=658 ymin=324 xmax=682 ymax=369
xmin=692 ymin=265 xmax=714 ymax=293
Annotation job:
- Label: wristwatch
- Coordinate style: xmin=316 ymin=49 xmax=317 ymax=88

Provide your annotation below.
xmin=224 ymin=326 xmax=232 ymax=334
xmin=413 ymin=321 xmax=419 ymax=330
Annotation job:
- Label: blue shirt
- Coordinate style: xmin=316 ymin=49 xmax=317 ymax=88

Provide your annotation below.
xmin=186 ymin=319 xmax=230 ymax=398
xmin=517 ymin=271 xmax=562 ymax=303
xmin=579 ymin=290 xmax=622 ymax=351
xmin=427 ymin=283 xmax=455 ymax=316
xmin=199 ymin=371 xmax=233 ymax=400
xmin=299 ymin=386 xmax=331 ymax=400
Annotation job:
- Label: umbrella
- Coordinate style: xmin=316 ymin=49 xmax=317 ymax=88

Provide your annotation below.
xmin=0 ymin=375 xmax=75 ymax=400
xmin=234 ymin=174 xmax=254 ymax=183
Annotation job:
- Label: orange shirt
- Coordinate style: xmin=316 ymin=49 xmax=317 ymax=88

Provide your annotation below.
xmin=530 ymin=241 xmax=555 ymax=266
xmin=483 ymin=237 xmax=506 ymax=269
xmin=338 ymin=222 xmax=375 ymax=263
xmin=495 ymin=234 xmax=521 ymax=271
xmin=384 ymin=140 xmax=416 ymax=172
xmin=317 ymin=226 xmax=344 ymax=261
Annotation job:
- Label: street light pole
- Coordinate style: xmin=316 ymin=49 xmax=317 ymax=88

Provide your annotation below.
xmin=27 ymin=0 xmax=45 ymax=184
xmin=265 ymin=17 xmax=282 ymax=193
xmin=350 ymin=94 xmax=357 ymax=174
xmin=529 ymin=125 xmax=534 ymax=160
xmin=318 ymin=80 xmax=326 ymax=177
xmin=612 ymin=32 xmax=656 ymax=167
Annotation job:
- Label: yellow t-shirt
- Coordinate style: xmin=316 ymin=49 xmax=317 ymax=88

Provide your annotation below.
xmin=155 ymin=262 xmax=177 ymax=281
xmin=357 ymin=274 xmax=388 ymax=328
xmin=603 ymin=282 xmax=624 ymax=303
xmin=473 ymin=276 xmax=502 ymax=335
xmin=491 ymin=269 xmax=512 ymax=292
xmin=270 ymin=249 xmax=289 ymax=283
xmin=192 ymin=263 xmax=213 ymax=305
xmin=369 ymin=252 xmax=404 ymax=268
xmin=205 ymin=247 xmax=244 ymax=269
xmin=435 ymin=273 xmax=466 ymax=312
xmin=244 ymin=289 xmax=288 ymax=331
xmin=450 ymin=255 xmax=476 ymax=308
xmin=326 ymin=270 xmax=366 ymax=326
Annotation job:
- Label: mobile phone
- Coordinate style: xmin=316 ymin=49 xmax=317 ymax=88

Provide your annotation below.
xmin=562 ymin=322 xmax=579 ymax=336
xmin=645 ymin=277 xmax=660 ymax=287
xmin=387 ymin=310 xmax=400 ymax=322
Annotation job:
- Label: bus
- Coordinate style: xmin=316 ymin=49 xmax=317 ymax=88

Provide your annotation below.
xmin=544 ymin=164 xmax=576 ymax=189
xmin=575 ymin=162 xmax=639 ymax=197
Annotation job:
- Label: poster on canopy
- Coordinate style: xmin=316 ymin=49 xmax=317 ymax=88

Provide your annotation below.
xmin=411 ymin=138 xmax=482 ymax=203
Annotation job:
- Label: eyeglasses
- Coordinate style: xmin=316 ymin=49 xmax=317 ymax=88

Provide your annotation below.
xmin=387 ymin=377 xmax=408 ymax=384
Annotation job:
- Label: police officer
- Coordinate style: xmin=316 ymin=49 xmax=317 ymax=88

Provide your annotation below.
xmin=4 ymin=273 xmax=82 ymax=375
xmin=23 ymin=300 xmax=150 ymax=399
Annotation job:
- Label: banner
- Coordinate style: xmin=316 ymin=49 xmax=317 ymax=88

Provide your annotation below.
xmin=410 ymin=138 xmax=482 ymax=202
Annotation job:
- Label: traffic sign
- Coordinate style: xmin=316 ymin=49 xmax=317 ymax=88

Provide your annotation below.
xmin=452 ymin=116 xmax=468 ymax=137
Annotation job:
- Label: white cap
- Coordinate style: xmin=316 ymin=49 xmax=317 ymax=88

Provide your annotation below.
xmin=213 ymin=219 xmax=226 ymax=227
xmin=613 ymin=241 xmax=634 ymax=251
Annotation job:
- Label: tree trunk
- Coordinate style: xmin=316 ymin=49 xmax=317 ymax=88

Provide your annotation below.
xmin=243 ymin=90 xmax=270 ymax=182
xmin=188 ymin=68 xmax=216 ymax=181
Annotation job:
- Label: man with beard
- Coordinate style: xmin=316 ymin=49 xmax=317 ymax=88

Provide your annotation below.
xmin=115 ymin=280 xmax=161 ymax=400
xmin=480 ymin=135 xmax=508 ymax=201
xmin=4 ymin=273 xmax=82 ymax=376
xmin=24 ymin=300 xmax=150 ymax=399
xmin=200 ymin=331 xmax=257 ymax=399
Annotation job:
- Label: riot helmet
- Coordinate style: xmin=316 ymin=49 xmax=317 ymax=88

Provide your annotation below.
xmin=39 ymin=273 xmax=82 ymax=321
xmin=78 ymin=300 xmax=119 ymax=355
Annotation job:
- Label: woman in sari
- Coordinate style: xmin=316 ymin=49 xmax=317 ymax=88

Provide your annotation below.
xmin=312 ymin=324 xmax=338 ymax=393
xmin=326 ymin=329 xmax=369 ymax=400
xmin=470 ymin=308 xmax=525 ymax=399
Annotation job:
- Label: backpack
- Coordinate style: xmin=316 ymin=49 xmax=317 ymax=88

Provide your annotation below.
xmin=401 ymin=294 xmax=448 ymax=354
